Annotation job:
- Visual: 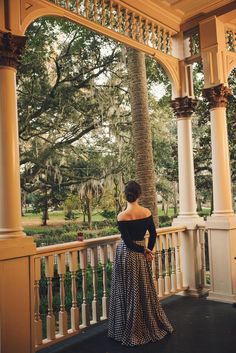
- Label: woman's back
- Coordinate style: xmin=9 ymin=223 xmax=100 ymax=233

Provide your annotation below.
xmin=117 ymin=205 xmax=151 ymax=221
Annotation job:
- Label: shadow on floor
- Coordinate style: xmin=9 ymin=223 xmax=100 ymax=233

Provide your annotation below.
xmin=40 ymin=295 xmax=236 ymax=353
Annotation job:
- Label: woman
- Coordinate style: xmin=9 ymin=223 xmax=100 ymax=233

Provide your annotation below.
xmin=108 ymin=180 xmax=173 ymax=346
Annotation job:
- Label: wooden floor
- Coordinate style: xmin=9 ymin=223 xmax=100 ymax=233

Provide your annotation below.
xmin=39 ymin=295 xmax=236 ymax=353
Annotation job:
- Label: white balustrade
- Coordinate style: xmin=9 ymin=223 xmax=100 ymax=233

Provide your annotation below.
xmin=154 ymin=226 xmax=186 ymax=298
xmin=32 ymin=225 xmax=193 ymax=350
xmin=33 ymin=235 xmax=120 ymax=350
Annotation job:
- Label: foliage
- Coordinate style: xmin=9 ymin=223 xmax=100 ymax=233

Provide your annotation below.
xmin=101 ymin=210 xmax=116 ymax=219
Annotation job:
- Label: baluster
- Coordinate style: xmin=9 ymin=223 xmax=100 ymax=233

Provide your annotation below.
xmin=93 ymin=0 xmax=98 ymax=21
xmin=109 ymin=0 xmax=114 ymax=28
xmin=151 ymin=23 xmax=155 ymax=48
xmin=84 ymin=0 xmax=89 ymax=18
xmin=90 ymin=247 xmax=100 ymax=324
xmin=199 ymin=228 xmax=206 ymax=287
xmin=75 ymin=0 xmax=79 ymax=14
xmin=131 ymin=13 xmax=136 ymax=40
xmin=151 ymin=243 xmax=158 ymax=292
xmin=57 ymin=253 xmax=67 ymax=336
xmin=144 ymin=19 xmax=149 ymax=44
xmin=65 ymin=0 xmax=69 ymax=10
xmin=225 ymin=29 xmax=229 ymax=50
xmin=45 ymin=255 xmax=56 ymax=340
xmin=80 ymin=249 xmax=90 ymax=328
xmin=34 ymin=257 xmax=42 ymax=346
xmin=163 ymin=28 xmax=167 ymax=53
xmin=163 ymin=234 xmax=171 ymax=295
xmin=108 ymin=242 xmax=117 ymax=264
xmin=117 ymin=4 xmax=122 ymax=32
xmin=175 ymin=232 xmax=183 ymax=290
xmin=169 ymin=33 xmax=173 ymax=54
xmin=125 ymin=9 xmax=129 ymax=36
xmin=69 ymin=251 xmax=79 ymax=332
xmin=101 ymin=0 xmax=105 ymax=26
xmin=157 ymin=25 xmax=161 ymax=50
xmin=170 ymin=233 xmax=177 ymax=293
xmin=100 ymin=245 xmax=108 ymax=320
xmin=156 ymin=236 xmax=164 ymax=297
xmin=138 ymin=16 xmax=144 ymax=43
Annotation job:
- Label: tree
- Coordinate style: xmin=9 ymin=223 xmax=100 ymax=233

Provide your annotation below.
xmin=78 ymin=179 xmax=104 ymax=228
xmin=126 ymin=48 xmax=158 ymax=225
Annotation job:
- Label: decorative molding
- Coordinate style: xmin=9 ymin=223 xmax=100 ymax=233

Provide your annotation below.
xmin=202 ymin=84 xmax=232 ymax=109
xmin=171 ymin=96 xmax=197 ymax=118
xmin=0 ymin=31 xmax=26 ymax=68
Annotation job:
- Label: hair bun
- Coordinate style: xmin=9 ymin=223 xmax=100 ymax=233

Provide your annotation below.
xmin=124 ymin=181 xmax=141 ymax=203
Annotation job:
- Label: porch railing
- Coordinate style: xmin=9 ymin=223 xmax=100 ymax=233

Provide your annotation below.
xmin=48 ymin=0 xmax=175 ymax=55
xmin=33 ymin=224 xmax=192 ymax=350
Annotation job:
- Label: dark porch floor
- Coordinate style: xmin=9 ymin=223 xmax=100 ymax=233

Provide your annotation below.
xmin=40 ymin=295 xmax=236 ymax=353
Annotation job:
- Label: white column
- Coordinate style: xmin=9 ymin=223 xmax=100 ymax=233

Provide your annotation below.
xmin=0 ymin=65 xmax=24 ymax=238
xmin=210 ymin=107 xmax=233 ymax=215
xmin=171 ymin=97 xmax=204 ymax=297
xmin=177 ymin=116 xmax=198 ymax=216
xmin=203 ymin=84 xmax=236 ymax=304
xmin=0 ymin=32 xmax=36 ymax=353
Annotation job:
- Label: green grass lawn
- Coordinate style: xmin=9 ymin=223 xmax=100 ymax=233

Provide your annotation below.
xmin=23 ymin=207 xmax=211 ymax=246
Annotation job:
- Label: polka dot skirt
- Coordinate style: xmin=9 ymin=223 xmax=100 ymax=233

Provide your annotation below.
xmin=108 ymin=239 xmax=174 ymax=346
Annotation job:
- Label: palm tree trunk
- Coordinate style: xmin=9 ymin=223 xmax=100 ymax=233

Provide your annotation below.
xmin=42 ymin=187 xmax=49 ymax=226
xmin=86 ymin=198 xmax=92 ymax=229
xmin=127 ymin=48 xmax=158 ymax=226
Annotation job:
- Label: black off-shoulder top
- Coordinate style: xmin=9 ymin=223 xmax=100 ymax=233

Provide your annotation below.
xmin=117 ymin=215 xmax=157 ymax=254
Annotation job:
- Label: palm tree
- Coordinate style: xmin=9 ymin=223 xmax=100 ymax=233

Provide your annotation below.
xmin=79 ymin=179 xmax=104 ymax=229
xmin=127 ymin=48 xmax=158 ymax=226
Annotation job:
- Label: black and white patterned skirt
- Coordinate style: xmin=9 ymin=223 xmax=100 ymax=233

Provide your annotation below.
xmin=108 ymin=239 xmax=173 ymax=346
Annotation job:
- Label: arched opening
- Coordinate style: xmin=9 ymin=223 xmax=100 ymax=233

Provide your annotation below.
xmin=20 ymin=15 xmax=177 ymax=230
xmin=18 ymin=15 xmax=178 ymax=343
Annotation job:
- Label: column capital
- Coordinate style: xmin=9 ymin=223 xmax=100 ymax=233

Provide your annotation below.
xmin=202 ymin=84 xmax=232 ymax=109
xmin=171 ymin=96 xmax=197 ymax=118
xmin=0 ymin=31 xmax=26 ymax=69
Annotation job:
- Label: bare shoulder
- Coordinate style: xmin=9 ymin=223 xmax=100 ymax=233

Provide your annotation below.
xmin=117 ymin=211 xmax=129 ymax=221
xmin=141 ymin=207 xmax=152 ymax=217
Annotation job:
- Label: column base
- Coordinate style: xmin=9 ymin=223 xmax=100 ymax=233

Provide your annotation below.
xmin=172 ymin=214 xmax=205 ymax=295
xmin=0 ymin=236 xmax=36 ymax=353
xmin=177 ymin=286 xmax=209 ymax=298
xmin=206 ymin=214 xmax=236 ymax=304
xmin=207 ymin=291 xmax=236 ymax=304
xmin=172 ymin=214 xmax=204 ymax=229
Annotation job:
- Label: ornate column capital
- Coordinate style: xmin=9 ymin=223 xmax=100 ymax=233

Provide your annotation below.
xmin=202 ymin=84 xmax=232 ymax=109
xmin=0 ymin=31 xmax=26 ymax=69
xmin=171 ymin=96 xmax=198 ymax=118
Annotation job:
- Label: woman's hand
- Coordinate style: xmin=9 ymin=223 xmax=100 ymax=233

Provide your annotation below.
xmin=144 ymin=248 xmax=154 ymax=262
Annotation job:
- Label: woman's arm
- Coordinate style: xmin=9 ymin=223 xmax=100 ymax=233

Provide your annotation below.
xmin=147 ymin=216 xmax=157 ymax=251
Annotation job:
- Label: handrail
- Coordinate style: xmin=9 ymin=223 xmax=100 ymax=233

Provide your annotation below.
xmin=157 ymin=225 xmax=186 ymax=235
xmin=36 ymin=234 xmax=121 ymax=256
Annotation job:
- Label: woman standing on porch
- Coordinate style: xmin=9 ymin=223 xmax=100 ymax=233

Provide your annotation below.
xmin=108 ymin=180 xmax=173 ymax=346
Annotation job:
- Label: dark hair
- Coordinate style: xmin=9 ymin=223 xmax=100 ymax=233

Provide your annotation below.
xmin=124 ymin=181 xmax=141 ymax=203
